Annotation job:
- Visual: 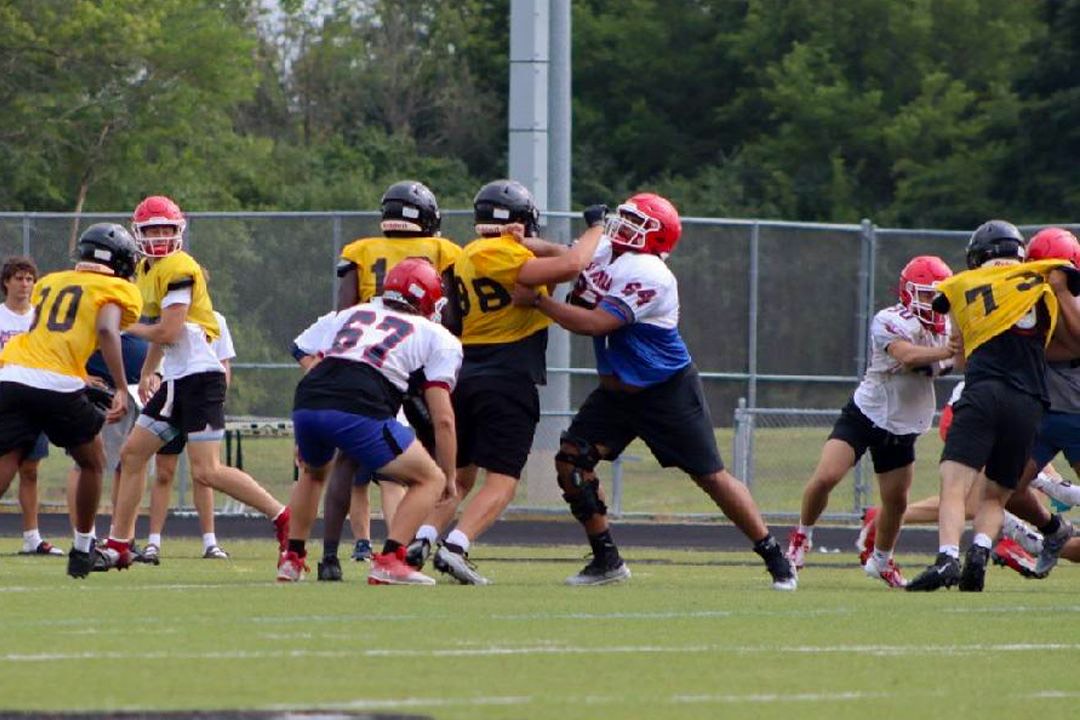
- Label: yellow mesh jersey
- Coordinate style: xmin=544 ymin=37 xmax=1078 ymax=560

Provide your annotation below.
xmin=340 ymin=236 xmax=462 ymax=302
xmin=938 ymin=259 xmax=1066 ymax=357
xmin=0 ymin=270 xmax=142 ymax=378
xmin=135 ymin=252 xmax=219 ymax=339
xmin=454 ymin=235 xmax=551 ymax=345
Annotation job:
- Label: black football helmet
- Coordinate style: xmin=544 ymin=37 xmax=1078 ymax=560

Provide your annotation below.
xmin=966 ymin=220 xmax=1025 ymax=269
xmin=380 ymin=180 xmax=441 ymax=236
xmin=473 ymin=179 xmax=540 ymax=237
xmin=76 ymin=223 xmax=138 ymax=279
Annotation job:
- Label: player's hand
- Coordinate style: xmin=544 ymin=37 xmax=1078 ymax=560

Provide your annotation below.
xmin=583 ymin=204 xmax=609 ymax=228
xmin=946 ymin=335 xmax=962 ymax=356
xmin=511 ymin=282 xmax=540 ymax=308
xmin=139 ymin=373 xmax=160 ymax=404
xmin=86 ymin=375 xmax=109 ymax=391
xmin=441 ymin=470 xmax=458 ymax=501
xmin=504 ymin=222 xmax=527 ymax=243
xmin=106 ymin=391 xmax=127 ymax=424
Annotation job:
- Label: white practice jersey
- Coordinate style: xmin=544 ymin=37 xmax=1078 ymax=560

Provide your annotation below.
xmin=160 ymin=287 xmax=225 ymax=380
xmin=296 ymin=298 xmax=462 ymax=392
xmin=210 ymin=311 xmax=236 ymax=362
xmin=852 ymin=304 xmax=950 ymax=435
xmin=0 ymin=304 xmax=34 ymax=350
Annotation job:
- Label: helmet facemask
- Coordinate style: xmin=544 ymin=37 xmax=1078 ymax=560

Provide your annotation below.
xmin=902 ymin=280 xmax=947 ymax=334
xmin=132 ymin=220 xmax=184 ymax=257
xmin=605 ymin=203 xmax=661 ymax=254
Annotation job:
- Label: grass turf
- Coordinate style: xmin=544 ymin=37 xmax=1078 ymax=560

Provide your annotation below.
xmin=0 ymin=539 xmax=1078 ymax=719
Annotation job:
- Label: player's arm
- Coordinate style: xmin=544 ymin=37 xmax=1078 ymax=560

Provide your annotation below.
xmin=95 ymin=303 xmax=128 ymax=422
xmin=515 ymin=224 xmax=605 ymax=287
xmin=886 ymin=339 xmax=956 ymax=371
xmin=336 ymin=262 xmax=359 ymax=310
xmin=422 ymin=384 xmax=457 ymax=499
xmin=127 ymin=303 xmax=187 ymax=345
xmin=524 ymin=291 xmax=626 ymax=336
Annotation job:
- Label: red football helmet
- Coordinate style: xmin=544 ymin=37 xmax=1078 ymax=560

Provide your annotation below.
xmin=1027 ymin=227 xmax=1080 ymax=267
xmin=382 ymin=257 xmax=446 ymax=321
xmin=131 ymin=195 xmax=185 ymax=257
xmin=605 ymin=192 xmax=682 ymax=259
xmin=899 ymin=255 xmax=953 ymax=334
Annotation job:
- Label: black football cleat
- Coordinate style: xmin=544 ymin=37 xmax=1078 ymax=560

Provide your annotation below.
xmin=959 ymin=545 xmax=990 ymax=592
xmin=906 ymin=552 xmax=961 ymax=592
xmin=67 ymin=548 xmax=93 ymax=579
xmin=317 ymin=556 xmax=343 ymax=582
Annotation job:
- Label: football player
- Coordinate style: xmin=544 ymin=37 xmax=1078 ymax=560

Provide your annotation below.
xmin=908 ymin=220 xmax=1080 ymax=591
xmin=785 ymin=255 xmax=958 ymax=588
xmin=143 ymin=307 xmax=237 ymax=561
xmin=279 ymin=258 xmax=462 ymax=585
xmin=0 ymin=256 xmax=63 ymax=556
xmin=105 ymin=196 xmax=289 ymax=568
xmin=311 ymin=180 xmax=461 ymax=581
xmin=514 ymin=193 xmax=796 ymax=589
xmin=406 ymin=179 xmax=605 ymax=585
xmin=0 ymin=225 xmax=142 ymax=578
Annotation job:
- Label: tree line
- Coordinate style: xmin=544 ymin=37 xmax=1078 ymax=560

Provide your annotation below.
xmin=2 ymin=0 xmax=1077 ymax=228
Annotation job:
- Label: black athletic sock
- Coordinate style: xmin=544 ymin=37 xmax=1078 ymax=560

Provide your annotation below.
xmin=1039 ymin=514 xmax=1062 ymax=537
xmin=752 ymin=534 xmax=781 ymax=559
xmin=588 ymin=530 xmax=620 ymax=565
xmin=382 ymin=539 xmax=403 ymax=555
xmin=322 ymin=540 xmax=339 ymax=559
xmin=287 ymin=539 xmax=306 ymax=556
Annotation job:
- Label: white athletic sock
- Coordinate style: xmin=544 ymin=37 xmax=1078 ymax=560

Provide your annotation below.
xmin=202 ymin=532 xmax=218 ymax=550
xmin=973 ymin=533 xmax=993 ymax=550
xmin=870 ymin=548 xmax=891 ymax=568
xmin=445 ymin=529 xmax=471 ymax=553
xmin=416 ymin=525 xmax=439 ymax=544
xmin=148 ymin=533 xmax=162 ymax=548
xmin=73 ymin=531 xmax=94 ymax=553
xmin=939 ymin=544 xmax=960 ymax=559
xmin=796 ymin=525 xmax=814 ymax=541
xmin=22 ymin=529 xmax=42 ymax=550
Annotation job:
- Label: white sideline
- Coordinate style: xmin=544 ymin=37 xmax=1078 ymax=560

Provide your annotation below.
xmin=3 ymin=641 xmax=1080 ymax=663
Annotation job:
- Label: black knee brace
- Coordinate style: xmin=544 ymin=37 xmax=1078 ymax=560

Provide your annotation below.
xmin=555 ymin=434 xmax=606 ymax=522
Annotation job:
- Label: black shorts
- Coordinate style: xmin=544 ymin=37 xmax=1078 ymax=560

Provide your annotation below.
xmin=941 ymin=378 xmax=1043 ymax=489
xmin=140 ymin=372 xmax=226 ymax=441
xmin=454 ymin=375 xmax=539 ymax=478
xmin=828 ymin=398 xmax=918 ymax=474
xmin=0 ymin=382 xmax=104 ymax=453
xmin=566 ymin=365 xmax=724 ymax=477
xmin=158 ymin=433 xmax=187 ymax=456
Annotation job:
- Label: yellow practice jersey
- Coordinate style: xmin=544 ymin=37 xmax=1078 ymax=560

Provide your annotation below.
xmin=339 ymin=236 xmax=462 ymax=302
xmin=937 ymin=259 xmax=1066 ymax=356
xmin=135 ymin=251 xmax=219 ymax=339
xmin=0 ymin=269 xmax=142 ymax=379
xmin=454 ymin=235 xmax=551 ymax=346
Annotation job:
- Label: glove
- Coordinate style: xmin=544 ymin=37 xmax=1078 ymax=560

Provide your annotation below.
xmin=583 ymin=204 xmax=609 ymax=228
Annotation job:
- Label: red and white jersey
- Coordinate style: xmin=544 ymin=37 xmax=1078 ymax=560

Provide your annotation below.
xmin=296 ymin=298 xmax=462 ymax=392
xmin=853 ymin=304 xmax=950 ymax=435
xmin=0 ymin=304 xmax=34 ymax=350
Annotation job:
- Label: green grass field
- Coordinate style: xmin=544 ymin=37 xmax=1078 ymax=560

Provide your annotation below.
xmin=16 ymin=426 xmax=950 ymax=519
xmin=1 ymin=539 xmax=1078 ymax=719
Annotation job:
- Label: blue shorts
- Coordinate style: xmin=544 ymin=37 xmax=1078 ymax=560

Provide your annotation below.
xmin=1030 ymin=411 xmax=1080 ymax=467
xmin=292 ymin=408 xmax=415 ymax=477
xmin=25 ymin=433 xmax=49 ymax=462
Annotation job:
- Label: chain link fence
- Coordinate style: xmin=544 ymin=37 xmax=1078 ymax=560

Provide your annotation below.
xmin=1 ymin=211 xmax=1072 ymax=519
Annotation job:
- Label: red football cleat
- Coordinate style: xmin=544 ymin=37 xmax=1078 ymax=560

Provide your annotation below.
xmin=786 ymin=530 xmax=812 ymax=571
xmin=273 ymin=506 xmax=291 ymax=551
xmin=856 ymin=506 xmax=879 ymax=565
xmin=276 ymin=550 xmax=309 ymax=582
xmin=992 ymin=537 xmax=1040 ymax=579
xmin=368 ymin=546 xmax=436 ymax=585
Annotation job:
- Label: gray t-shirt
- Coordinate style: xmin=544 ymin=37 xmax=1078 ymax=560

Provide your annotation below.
xmin=1046 ymin=361 xmax=1080 ymax=413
